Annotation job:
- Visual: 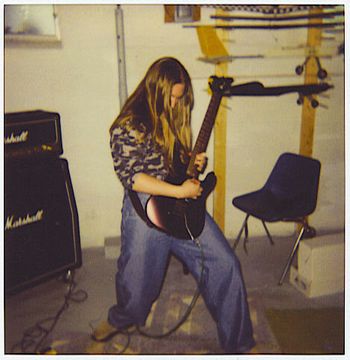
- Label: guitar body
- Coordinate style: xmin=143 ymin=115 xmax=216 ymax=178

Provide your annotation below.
xmin=143 ymin=77 xmax=234 ymax=239
xmin=146 ymin=172 xmax=217 ymax=239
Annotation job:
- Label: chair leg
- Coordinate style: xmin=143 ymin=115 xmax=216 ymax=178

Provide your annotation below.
xmin=261 ymin=220 xmax=274 ymax=245
xmin=278 ymin=225 xmax=305 ymax=285
xmin=233 ymin=214 xmax=250 ymax=250
xmin=243 ymin=222 xmax=249 ymax=254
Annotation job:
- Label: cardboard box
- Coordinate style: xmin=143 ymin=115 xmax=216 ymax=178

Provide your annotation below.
xmin=289 ymin=233 xmax=345 ymax=298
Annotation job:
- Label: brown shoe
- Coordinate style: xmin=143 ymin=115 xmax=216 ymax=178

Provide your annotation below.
xmin=244 ymin=345 xmax=260 ymax=354
xmin=91 ymin=320 xmax=120 ymax=342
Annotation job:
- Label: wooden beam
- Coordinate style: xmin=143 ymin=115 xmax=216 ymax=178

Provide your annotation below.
xmin=192 ymin=6 xmax=201 ymax=22
xmin=213 ymin=9 xmax=229 ymax=232
xmin=298 ymin=8 xmax=323 ymax=231
xmin=196 ymin=26 xmax=229 ymax=58
xmin=299 ymin=8 xmax=323 ymax=157
xmin=164 ymin=5 xmax=175 ymax=23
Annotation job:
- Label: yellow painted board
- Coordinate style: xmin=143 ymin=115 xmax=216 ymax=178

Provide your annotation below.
xmin=196 ymin=26 xmax=229 ymax=58
xmin=213 ymin=9 xmax=229 ymax=232
xmin=298 ymin=9 xmax=323 ymax=230
xmin=299 ymin=8 xmax=323 ymax=158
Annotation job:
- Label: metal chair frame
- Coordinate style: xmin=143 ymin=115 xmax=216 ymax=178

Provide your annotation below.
xmin=232 ymin=152 xmax=321 ymax=285
xmin=233 ymin=215 xmax=309 ymax=284
xmin=233 ymin=214 xmax=274 ymax=253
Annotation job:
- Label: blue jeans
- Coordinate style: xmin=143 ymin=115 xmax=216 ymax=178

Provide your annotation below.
xmin=108 ymin=192 xmax=255 ymax=353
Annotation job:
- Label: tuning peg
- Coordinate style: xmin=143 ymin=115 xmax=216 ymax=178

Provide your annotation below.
xmin=311 ymin=99 xmax=319 ymax=108
xmin=317 ymin=68 xmax=328 ymax=80
xmin=307 ymin=95 xmax=319 ymax=108
xmin=315 ymin=57 xmax=328 ymax=80
xmin=297 ymin=94 xmax=323 ymax=108
xmin=295 ymin=56 xmax=310 ymax=76
xmin=295 ymin=65 xmax=304 ymax=76
xmin=297 ymin=94 xmax=304 ymax=105
xmin=295 ymin=56 xmax=328 ymax=80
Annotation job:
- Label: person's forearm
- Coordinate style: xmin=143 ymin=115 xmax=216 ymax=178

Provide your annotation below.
xmin=132 ymin=173 xmax=181 ymax=198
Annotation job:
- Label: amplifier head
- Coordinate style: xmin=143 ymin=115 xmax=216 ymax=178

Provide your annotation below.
xmin=5 ymin=110 xmax=63 ymax=159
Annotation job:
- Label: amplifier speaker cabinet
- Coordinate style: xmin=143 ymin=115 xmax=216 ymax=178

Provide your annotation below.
xmin=4 ymin=157 xmax=82 ymax=294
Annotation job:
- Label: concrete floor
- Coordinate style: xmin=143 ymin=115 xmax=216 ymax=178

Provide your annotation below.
xmin=4 ymin=228 xmax=345 ymax=355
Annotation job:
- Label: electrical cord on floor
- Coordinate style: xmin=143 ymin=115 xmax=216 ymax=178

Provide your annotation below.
xmin=10 ymin=270 xmax=88 ymax=354
xmin=97 ymin=231 xmax=205 ymax=355
xmin=103 ymin=329 xmax=133 ymax=354
xmin=104 ymin=239 xmax=205 ymax=354
xmin=136 ymin=238 xmax=205 ymax=340
xmin=107 ymin=220 xmax=207 ymax=356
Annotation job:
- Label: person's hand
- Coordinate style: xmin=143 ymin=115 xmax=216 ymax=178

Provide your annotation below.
xmin=194 ymin=152 xmax=207 ymax=173
xmin=179 ymin=178 xmax=203 ymax=199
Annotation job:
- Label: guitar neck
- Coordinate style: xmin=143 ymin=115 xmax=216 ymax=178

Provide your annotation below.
xmin=186 ymin=92 xmax=223 ymax=178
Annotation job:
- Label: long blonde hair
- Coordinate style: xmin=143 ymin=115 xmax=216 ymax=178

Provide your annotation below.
xmin=110 ymin=57 xmax=194 ymax=172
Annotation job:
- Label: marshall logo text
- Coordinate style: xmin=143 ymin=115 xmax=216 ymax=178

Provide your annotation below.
xmin=5 ymin=130 xmax=29 ymax=145
xmin=5 ymin=209 xmax=44 ymax=231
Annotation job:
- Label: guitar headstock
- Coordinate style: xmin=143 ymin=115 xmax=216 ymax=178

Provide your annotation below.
xmin=209 ymin=76 xmax=234 ymax=95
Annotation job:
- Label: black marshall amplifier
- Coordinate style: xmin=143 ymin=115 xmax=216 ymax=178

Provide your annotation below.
xmin=4 ymin=110 xmax=81 ymax=294
xmin=4 ymin=110 xmax=63 ymax=159
xmin=4 ymin=157 xmax=82 ymax=294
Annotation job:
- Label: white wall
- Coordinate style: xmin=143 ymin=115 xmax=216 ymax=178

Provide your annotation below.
xmin=4 ymin=5 xmax=345 ymax=247
xmin=5 ymin=5 xmax=121 ymax=247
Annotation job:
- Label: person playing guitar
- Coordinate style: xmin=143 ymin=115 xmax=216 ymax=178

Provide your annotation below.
xmin=92 ymin=57 xmax=255 ymax=354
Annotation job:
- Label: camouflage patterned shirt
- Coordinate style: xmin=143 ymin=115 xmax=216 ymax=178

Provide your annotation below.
xmin=110 ymin=125 xmax=168 ymax=189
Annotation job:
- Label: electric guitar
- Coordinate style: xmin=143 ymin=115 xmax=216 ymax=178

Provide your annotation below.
xmin=145 ymin=76 xmax=233 ymax=239
xmin=145 ymin=78 xmax=333 ymax=240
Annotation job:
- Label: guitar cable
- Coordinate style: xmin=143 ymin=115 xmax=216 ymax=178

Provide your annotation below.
xmin=136 ymin=223 xmax=205 ymax=339
xmin=10 ymin=271 xmax=88 ymax=354
xmin=109 ymin=215 xmax=206 ymax=353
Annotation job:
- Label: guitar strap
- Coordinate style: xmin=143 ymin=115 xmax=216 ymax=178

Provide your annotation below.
xmin=128 ymin=190 xmax=154 ymax=228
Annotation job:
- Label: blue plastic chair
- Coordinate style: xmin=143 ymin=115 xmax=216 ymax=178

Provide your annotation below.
xmin=232 ymin=152 xmax=321 ymax=284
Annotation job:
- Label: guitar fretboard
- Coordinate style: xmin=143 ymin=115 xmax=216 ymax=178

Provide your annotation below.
xmin=186 ymin=92 xmax=222 ymax=178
